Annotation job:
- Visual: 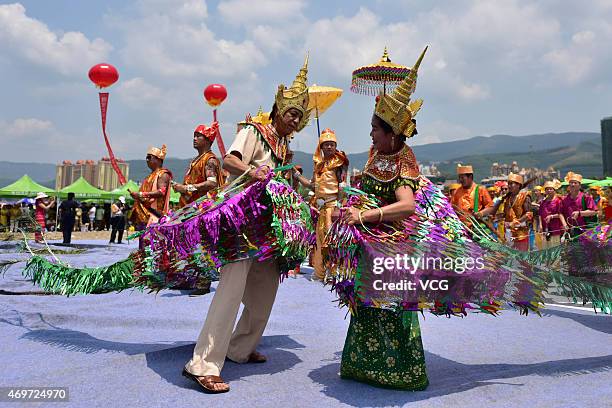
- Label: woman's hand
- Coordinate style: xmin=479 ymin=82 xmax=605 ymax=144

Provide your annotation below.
xmin=342 ymin=207 xmax=361 ymax=226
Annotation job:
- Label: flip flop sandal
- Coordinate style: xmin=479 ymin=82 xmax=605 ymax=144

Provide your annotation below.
xmin=182 ymin=369 xmax=230 ymax=394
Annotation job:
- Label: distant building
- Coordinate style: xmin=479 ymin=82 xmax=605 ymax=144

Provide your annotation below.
xmin=72 ymin=160 xmax=97 ymax=186
xmin=602 ymin=116 xmax=612 ymax=177
xmin=55 ymin=160 xmax=74 ymax=190
xmin=95 ymin=158 xmax=129 ymax=191
xmin=490 ymin=161 xmax=520 ymax=177
xmin=55 ymin=158 xmax=129 ymax=190
xmin=482 ymin=161 xmax=559 ymax=187
xmin=419 ymin=162 xmax=441 ymax=178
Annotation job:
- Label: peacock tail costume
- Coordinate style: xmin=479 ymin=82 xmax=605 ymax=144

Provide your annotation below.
xmin=21 ymin=168 xmax=315 ymax=296
xmin=331 ymin=46 xmax=612 ymax=390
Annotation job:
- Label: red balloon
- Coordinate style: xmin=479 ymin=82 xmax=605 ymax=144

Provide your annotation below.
xmin=88 ymin=63 xmax=119 ymax=88
xmin=204 ymin=84 xmax=227 ymax=107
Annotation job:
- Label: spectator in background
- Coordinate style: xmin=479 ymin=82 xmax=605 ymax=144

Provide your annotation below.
xmin=10 ymin=204 xmax=21 ymax=232
xmin=103 ymin=203 xmax=111 ymax=231
xmin=34 ymin=192 xmax=54 ymax=243
xmin=587 ymin=186 xmax=602 ymax=208
xmin=109 ymin=196 xmax=127 ymax=244
xmin=88 ymin=204 xmax=96 ymax=231
xmin=0 ymin=204 xmax=9 ymax=232
xmin=75 ymin=206 xmax=82 ymax=231
xmin=600 ymin=187 xmax=612 ymax=223
xmin=538 ymin=181 xmax=567 ymax=249
xmin=560 ymin=172 xmax=598 ymax=237
xmin=95 ymin=205 xmax=104 ymax=231
xmin=59 ymin=192 xmax=80 ymax=244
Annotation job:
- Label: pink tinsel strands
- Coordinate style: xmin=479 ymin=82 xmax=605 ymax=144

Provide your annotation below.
xmin=133 ymin=171 xmax=315 ymax=285
xmin=326 ymin=177 xmax=553 ymax=316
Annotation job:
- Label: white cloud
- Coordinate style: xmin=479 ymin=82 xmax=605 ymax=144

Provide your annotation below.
xmin=455 ymin=82 xmax=490 ymax=102
xmin=218 ymin=0 xmax=305 ymax=26
xmin=542 ymin=30 xmax=598 ymax=86
xmin=2 ymin=118 xmax=53 ymax=138
xmin=117 ymin=78 xmax=163 ymax=108
xmin=303 ymin=8 xmax=491 ymax=102
xmin=0 ymin=118 xmax=95 ymax=161
xmin=113 ymin=7 xmax=266 ymax=79
xmin=137 ymin=0 xmax=207 ymax=21
xmin=0 ymin=3 xmax=112 ymax=76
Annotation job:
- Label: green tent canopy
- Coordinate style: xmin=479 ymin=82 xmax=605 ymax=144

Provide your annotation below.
xmin=104 ymin=180 xmax=140 ymax=200
xmin=589 ymin=179 xmax=612 ymax=187
xmin=104 ymin=180 xmax=181 ymax=204
xmin=0 ymin=175 xmax=55 ymax=197
xmin=59 ymin=176 xmax=108 ymax=199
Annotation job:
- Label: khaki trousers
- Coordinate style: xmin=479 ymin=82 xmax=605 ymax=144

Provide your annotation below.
xmin=313 ymin=204 xmax=335 ymax=280
xmin=185 ymin=258 xmax=279 ymax=376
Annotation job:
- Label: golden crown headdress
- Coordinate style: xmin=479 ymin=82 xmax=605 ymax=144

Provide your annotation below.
xmin=374 ymin=46 xmax=428 ymax=138
xmin=147 ymin=144 xmax=167 ymax=160
xmin=274 ymin=54 xmax=311 ymax=132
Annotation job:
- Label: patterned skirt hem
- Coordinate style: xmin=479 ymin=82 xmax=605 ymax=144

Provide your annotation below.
xmin=340 ymin=365 xmax=429 ymax=391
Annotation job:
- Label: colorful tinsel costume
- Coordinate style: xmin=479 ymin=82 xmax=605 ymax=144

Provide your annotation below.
xmin=23 ymin=170 xmax=315 ymax=295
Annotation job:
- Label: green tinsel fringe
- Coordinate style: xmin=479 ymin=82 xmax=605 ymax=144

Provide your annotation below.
xmin=23 ymin=256 xmax=135 ymax=296
xmin=546 ymin=268 xmax=612 ymax=314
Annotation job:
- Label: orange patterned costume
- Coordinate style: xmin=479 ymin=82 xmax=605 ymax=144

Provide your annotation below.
xmin=179 ymin=151 xmax=225 ymax=207
xmin=312 ymin=129 xmax=349 ymax=280
xmin=131 ymin=168 xmax=173 ymax=227
xmin=451 ymin=183 xmax=493 ymax=227
xmin=502 ymin=190 xmax=532 ymax=249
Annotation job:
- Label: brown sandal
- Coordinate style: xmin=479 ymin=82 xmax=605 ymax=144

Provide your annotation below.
xmin=247 ymin=351 xmax=267 ymax=363
xmin=182 ymin=369 xmax=230 ymax=393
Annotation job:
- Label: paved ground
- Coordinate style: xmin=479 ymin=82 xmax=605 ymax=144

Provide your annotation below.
xmin=1 ymin=240 xmax=611 ymax=407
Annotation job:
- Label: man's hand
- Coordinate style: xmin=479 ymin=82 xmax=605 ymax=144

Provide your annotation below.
xmin=173 ymin=183 xmax=187 ymax=194
xmin=128 ymin=189 xmax=139 ymax=201
xmin=571 ymin=210 xmax=580 ymax=220
xmin=545 ymin=215 xmax=553 ymax=223
xmin=249 ymin=166 xmax=271 ymax=182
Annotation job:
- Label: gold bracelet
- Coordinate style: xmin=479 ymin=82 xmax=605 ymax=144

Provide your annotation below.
xmin=358 ymin=209 xmax=366 ymax=227
xmin=377 ymin=207 xmax=384 ymax=224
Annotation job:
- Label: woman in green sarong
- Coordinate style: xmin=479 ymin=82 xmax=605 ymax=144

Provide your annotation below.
xmin=332 ymin=48 xmax=430 ymax=390
xmin=337 ymin=114 xmax=429 ymax=390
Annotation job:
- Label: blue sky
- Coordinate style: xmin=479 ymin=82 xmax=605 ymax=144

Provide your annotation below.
xmin=1 ymin=0 xmax=612 ymax=163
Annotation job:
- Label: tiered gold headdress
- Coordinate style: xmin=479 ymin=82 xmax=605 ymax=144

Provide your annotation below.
xmin=313 ymin=128 xmax=337 ymax=163
xmin=147 ymin=144 xmax=167 ymax=160
xmin=275 ymin=54 xmax=311 ymax=132
xmin=374 ymin=46 xmax=428 ymax=138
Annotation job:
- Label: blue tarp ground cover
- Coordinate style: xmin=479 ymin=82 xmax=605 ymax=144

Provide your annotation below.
xmin=1 ymin=240 xmax=611 ymax=407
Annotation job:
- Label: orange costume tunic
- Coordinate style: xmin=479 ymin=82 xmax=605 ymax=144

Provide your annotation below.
xmin=179 ymin=151 xmax=225 ymax=207
xmin=502 ymin=191 xmax=532 ymax=242
xmin=451 ymin=183 xmax=493 ymax=226
xmin=312 ymin=151 xmax=349 ymax=280
xmin=131 ymin=168 xmax=172 ymax=226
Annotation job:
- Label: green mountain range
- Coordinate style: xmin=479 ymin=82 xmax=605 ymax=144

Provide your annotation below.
xmin=0 ymin=131 xmax=603 ymax=188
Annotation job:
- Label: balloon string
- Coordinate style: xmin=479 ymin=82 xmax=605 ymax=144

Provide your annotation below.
xmin=99 ymin=92 xmax=127 ymax=185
